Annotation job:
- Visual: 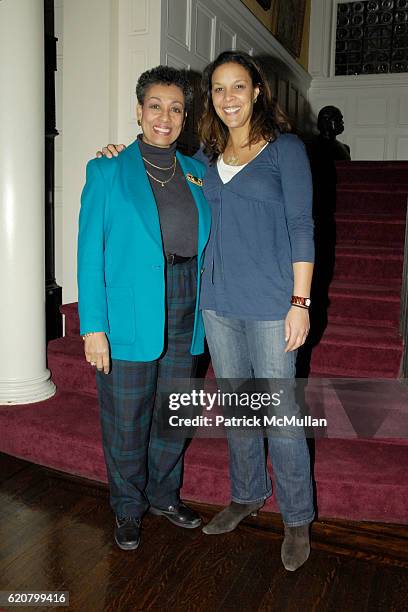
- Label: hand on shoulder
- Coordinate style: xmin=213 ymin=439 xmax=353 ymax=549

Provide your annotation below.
xmin=96 ymin=144 xmax=126 ymax=159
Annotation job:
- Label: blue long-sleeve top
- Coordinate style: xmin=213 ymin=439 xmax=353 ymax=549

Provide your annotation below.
xmin=197 ymin=133 xmax=314 ymax=320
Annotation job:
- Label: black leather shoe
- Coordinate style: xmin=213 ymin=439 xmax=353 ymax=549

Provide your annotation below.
xmin=114 ymin=516 xmax=141 ymax=550
xmin=150 ymin=502 xmax=202 ymax=529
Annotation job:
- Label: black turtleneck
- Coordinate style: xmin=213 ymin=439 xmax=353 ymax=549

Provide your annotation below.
xmin=138 ymin=135 xmax=198 ymax=257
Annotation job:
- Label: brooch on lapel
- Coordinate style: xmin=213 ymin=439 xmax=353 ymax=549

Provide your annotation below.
xmin=186 ymin=173 xmax=203 ymax=187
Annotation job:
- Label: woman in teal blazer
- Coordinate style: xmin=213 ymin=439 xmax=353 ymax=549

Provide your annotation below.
xmin=77 ymin=66 xmax=211 ymax=551
xmin=78 ymin=135 xmax=210 ymax=361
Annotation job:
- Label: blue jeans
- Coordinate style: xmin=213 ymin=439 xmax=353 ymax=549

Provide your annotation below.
xmin=202 ymin=309 xmax=314 ymax=527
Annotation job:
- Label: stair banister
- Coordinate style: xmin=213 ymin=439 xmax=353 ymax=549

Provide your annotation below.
xmin=401 ymin=197 xmax=408 ymax=380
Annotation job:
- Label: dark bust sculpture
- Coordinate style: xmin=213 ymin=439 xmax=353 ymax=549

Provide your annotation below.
xmin=306 ymin=105 xmax=351 ymax=204
xmin=305 ymin=105 xmax=351 ymax=205
xmin=315 ymin=105 xmax=351 ymax=161
xmin=297 ymin=106 xmax=351 ymax=377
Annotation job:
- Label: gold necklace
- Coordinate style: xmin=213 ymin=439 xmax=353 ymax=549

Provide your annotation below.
xmin=142 ymin=156 xmax=176 ymax=171
xmin=145 ymin=159 xmax=177 ymax=187
xmin=224 ymin=155 xmax=240 ymax=165
xmin=224 ymin=149 xmax=240 ymax=166
xmin=223 ymin=150 xmax=239 ymax=166
xmin=224 ymin=140 xmax=267 ymax=166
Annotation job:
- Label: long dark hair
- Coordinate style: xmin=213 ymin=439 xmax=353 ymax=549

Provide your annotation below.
xmin=198 ymin=51 xmax=291 ymax=163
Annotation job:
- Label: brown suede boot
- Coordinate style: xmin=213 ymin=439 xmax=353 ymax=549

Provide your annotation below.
xmin=281 ymin=523 xmax=311 ymax=571
xmin=202 ymin=501 xmax=264 ymax=535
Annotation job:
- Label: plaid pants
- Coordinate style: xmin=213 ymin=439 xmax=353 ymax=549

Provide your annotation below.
xmin=96 ymin=258 xmax=197 ymax=519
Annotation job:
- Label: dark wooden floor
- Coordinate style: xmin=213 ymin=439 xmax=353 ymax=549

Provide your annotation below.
xmin=1 ymin=453 xmax=407 ymax=612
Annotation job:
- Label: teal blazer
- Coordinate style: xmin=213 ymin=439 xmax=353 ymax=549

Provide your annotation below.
xmin=77 ymin=139 xmax=211 ymax=362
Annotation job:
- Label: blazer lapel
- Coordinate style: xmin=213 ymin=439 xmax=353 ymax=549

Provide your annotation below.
xmin=120 ymin=139 xmax=162 ymax=243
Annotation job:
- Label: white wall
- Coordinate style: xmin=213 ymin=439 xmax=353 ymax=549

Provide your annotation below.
xmin=308 ymin=0 xmax=408 ymax=160
xmin=116 ymin=0 xmax=162 ymax=145
xmin=56 ymin=0 xmax=161 ymax=304
xmin=56 ymin=0 xmax=114 ymax=303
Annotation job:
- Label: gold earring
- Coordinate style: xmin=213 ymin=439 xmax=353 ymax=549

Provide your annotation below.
xmin=137 ymin=119 xmax=141 ymax=126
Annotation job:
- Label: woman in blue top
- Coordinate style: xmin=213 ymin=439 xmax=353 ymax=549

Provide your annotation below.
xmin=98 ymin=52 xmax=315 ymax=571
xmin=197 ymin=51 xmax=314 ymax=572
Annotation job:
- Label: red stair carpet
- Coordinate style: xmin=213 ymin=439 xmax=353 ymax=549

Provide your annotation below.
xmin=1 ymin=162 xmax=407 ymax=524
xmin=309 ymin=162 xmax=406 ymax=379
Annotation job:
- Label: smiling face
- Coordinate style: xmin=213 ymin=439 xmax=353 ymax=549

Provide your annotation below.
xmin=211 ymin=62 xmax=259 ymax=133
xmin=137 ymin=83 xmax=186 ymax=148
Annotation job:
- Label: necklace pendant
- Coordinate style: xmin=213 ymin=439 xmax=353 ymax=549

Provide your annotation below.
xmin=161 ymin=182 xmax=164 ymax=187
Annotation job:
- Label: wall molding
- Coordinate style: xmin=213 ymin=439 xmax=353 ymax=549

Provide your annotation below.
xmin=166 ymin=0 xmax=192 ymax=50
xmin=195 ymin=1 xmax=216 ymax=62
xmin=219 ymin=21 xmax=236 ymax=52
xmin=215 ymin=0 xmax=311 ymax=90
xmin=311 ymin=74 xmax=408 ymax=90
xmin=129 ymin=0 xmax=149 ymax=35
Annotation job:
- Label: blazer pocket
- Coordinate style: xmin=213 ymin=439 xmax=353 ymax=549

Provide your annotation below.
xmin=106 ymin=287 xmax=135 ymax=345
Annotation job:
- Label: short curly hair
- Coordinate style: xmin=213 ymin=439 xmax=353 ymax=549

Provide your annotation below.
xmin=136 ymin=65 xmax=193 ymax=107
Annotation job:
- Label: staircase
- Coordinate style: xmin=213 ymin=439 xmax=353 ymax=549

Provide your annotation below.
xmin=309 ymin=161 xmax=407 ymax=379
xmin=0 ymin=162 xmax=407 ymax=524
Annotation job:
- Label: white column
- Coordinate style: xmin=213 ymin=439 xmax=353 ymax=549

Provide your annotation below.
xmin=0 ymin=0 xmax=56 ymax=404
